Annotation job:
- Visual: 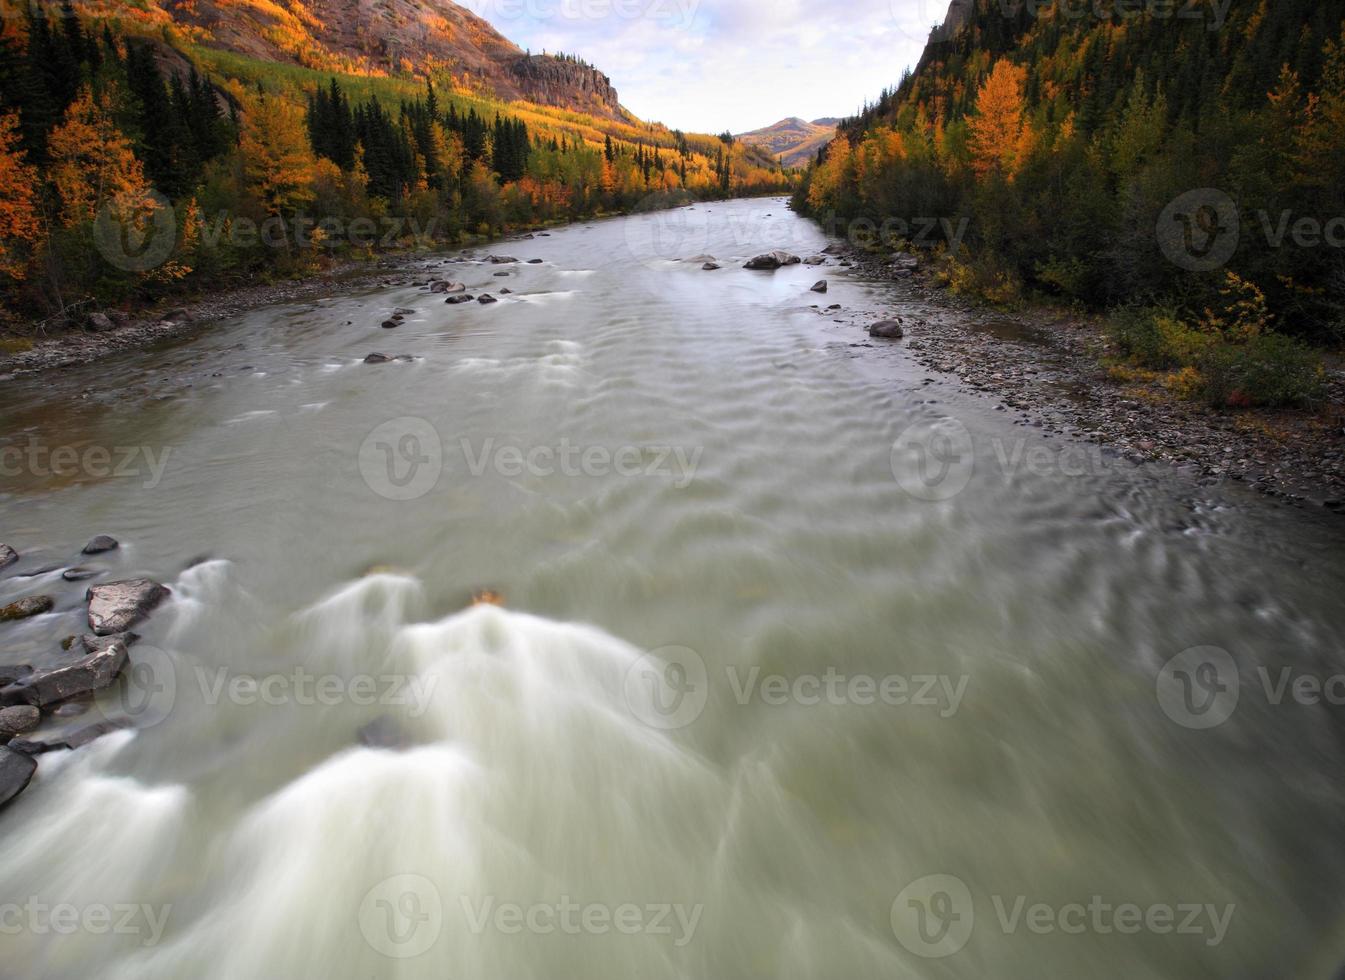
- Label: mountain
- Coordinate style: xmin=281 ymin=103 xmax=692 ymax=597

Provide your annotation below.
xmin=736 ymin=116 xmax=837 ymax=169
xmin=73 ymin=0 xmax=628 ymax=120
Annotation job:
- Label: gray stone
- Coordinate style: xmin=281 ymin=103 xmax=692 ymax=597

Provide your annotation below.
xmin=82 ymin=535 xmax=119 ymax=555
xmin=869 ymin=320 xmax=905 ymax=339
xmin=364 ymin=353 xmax=392 ymax=364
xmin=744 ymin=251 xmax=802 ymax=271
xmin=62 ymin=568 xmax=97 ymax=582
xmin=702 ymin=262 xmax=721 ymax=271
xmin=478 ymin=295 xmax=498 ymax=305
xmin=803 ymin=255 xmax=827 ymax=265
xmin=811 ymin=280 xmax=828 ymax=293
xmin=0 ymin=596 xmax=53 ymax=622
xmin=0 ymin=639 xmax=128 ymax=707
xmin=86 ymin=580 xmax=170 ymax=636
xmin=487 ymin=255 xmax=519 ymax=264
xmin=0 ymin=747 xmax=36 ymax=809
xmin=87 ymin=312 xmax=115 ymax=333
xmin=0 ymin=705 xmax=39 ymax=735
xmin=381 ymin=319 xmax=401 ymax=329
xmin=0 ymin=544 xmax=16 ymax=570
xmin=0 ymin=665 xmax=31 ymax=688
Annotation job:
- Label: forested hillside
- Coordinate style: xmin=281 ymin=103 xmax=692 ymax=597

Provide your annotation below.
xmin=794 ymin=0 xmax=1344 ymax=406
xmin=0 ymin=0 xmax=790 ymax=327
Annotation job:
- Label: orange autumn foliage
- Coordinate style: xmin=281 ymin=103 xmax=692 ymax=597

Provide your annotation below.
xmin=240 ymin=93 xmax=317 ymax=216
xmin=0 ymin=111 xmax=42 ymax=280
xmin=48 ymin=87 xmax=156 ymax=229
xmin=968 ymin=60 xmax=1030 ymax=179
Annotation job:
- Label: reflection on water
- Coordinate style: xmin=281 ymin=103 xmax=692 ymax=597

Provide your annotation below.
xmin=1 ymin=200 xmax=1344 ymax=979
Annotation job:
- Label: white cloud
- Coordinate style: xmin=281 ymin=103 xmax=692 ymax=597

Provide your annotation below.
xmin=465 ymin=0 xmax=946 ymax=133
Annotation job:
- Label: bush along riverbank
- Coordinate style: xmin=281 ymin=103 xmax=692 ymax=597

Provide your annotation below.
xmin=822 ymin=236 xmax=1345 ymax=512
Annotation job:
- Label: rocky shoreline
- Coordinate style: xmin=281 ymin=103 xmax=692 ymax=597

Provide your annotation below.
xmin=0 ymin=535 xmax=171 ymax=811
xmin=828 ymin=244 xmax=1345 ymax=513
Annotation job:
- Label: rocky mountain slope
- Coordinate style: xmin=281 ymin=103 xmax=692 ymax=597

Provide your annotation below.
xmin=86 ymin=0 xmax=628 ymax=120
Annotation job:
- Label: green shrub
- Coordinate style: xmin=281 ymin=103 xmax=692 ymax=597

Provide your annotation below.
xmin=1108 ymin=305 xmax=1207 ymax=369
xmin=1197 ymin=332 xmax=1326 ymax=408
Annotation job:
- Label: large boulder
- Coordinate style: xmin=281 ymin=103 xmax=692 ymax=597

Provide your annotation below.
xmin=744 ymin=251 xmax=802 ymax=271
xmin=0 ymin=638 xmax=129 ymax=707
xmin=86 ymin=580 xmax=170 ymax=636
xmin=0 ymin=596 xmax=53 ymax=622
xmin=811 ymin=280 xmax=828 ymax=293
xmin=0 ymin=544 xmax=16 ymax=570
xmin=0 ymin=747 xmax=36 ymax=809
xmin=869 ymin=320 xmax=905 ymax=339
xmin=86 ymin=312 xmax=115 ymax=333
xmin=487 ymin=255 xmax=519 ymax=264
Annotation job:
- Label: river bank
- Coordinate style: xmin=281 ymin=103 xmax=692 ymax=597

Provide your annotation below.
xmin=830 ymin=244 xmax=1345 ymax=513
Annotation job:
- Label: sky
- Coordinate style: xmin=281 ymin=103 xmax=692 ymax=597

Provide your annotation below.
xmin=461 ymin=0 xmax=947 ymax=134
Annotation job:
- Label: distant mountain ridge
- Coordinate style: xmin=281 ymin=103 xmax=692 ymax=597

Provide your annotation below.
xmin=736 ymin=116 xmax=838 ymax=169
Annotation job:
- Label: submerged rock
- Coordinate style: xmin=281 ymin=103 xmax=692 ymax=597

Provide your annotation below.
xmin=429 ymin=281 xmax=466 ymax=294
xmin=0 ymin=545 xmax=16 ymax=570
xmin=364 ymin=353 xmax=392 ymax=364
xmin=86 ymin=580 xmax=169 ymax=636
xmin=803 ymin=255 xmax=827 ymax=265
xmin=527 ymin=258 xmax=544 ymax=264
xmin=869 ymin=320 xmax=905 ymax=339
xmin=381 ymin=319 xmax=401 ymax=330
xmin=478 ymin=294 xmax=498 ymax=305
xmin=0 ymin=596 xmax=53 ymax=622
xmin=702 ymin=262 xmax=721 ymax=271
xmin=358 ymin=715 xmax=411 ymax=751
xmin=445 ymin=295 xmax=475 ymax=305
xmin=0 ymin=665 xmax=32 ymax=688
xmin=82 ymin=535 xmax=119 ymax=555
xmin=0 ymin=747 xmax=36 ymax=809
xmin=744 ymin=251 xmax=801 ymax=271
xmin=487 ymin=255 xmax=519 ymax=264
xmin=0 ymin=638 xmax=129 ymax=707
xmin=62 ymin=568 xmax=98 ymax=582
xmin=9 ymin=720 xmax=128 ymax=755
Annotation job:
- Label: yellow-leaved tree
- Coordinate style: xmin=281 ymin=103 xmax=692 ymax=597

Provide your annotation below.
xmin=48 ymin=87 xmax=155 ymax=229
xmin=240 ymin=93 xmax=317 ymax=218
xmin=968 ymin=60 xmax=1031 ymax=179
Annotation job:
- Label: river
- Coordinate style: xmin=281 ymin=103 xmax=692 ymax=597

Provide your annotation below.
xmin=1 ymin=198 xmax=1343 ymax=978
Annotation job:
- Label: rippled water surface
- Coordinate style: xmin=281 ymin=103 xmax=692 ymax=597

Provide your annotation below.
xmin=2 ymin=199 xmax=1344 ymax=978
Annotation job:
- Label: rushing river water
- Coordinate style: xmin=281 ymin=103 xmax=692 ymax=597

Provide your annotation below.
xmin=1 ymin=198 xmax=1344 ymax=979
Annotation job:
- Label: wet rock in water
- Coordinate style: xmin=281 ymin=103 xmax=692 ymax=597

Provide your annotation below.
xmin=381 ymin=319 xmax=401 ymax=330
xmin=62 ymin=568 xmax=97 ymax=582
xmin=0 ymin=544 xmax=16 ymax=570
xmin=803 ymin=255 xmax=826 ymax=265
xmin=82 ymin=535 xmax=119 ymax=555
xmin=527 ymin=259 xmax=544 ymax=264
xmin=478 ymin=294 xmax=498 ymax=305
xmin=493 ymin=271 xmax=511 ymax=277
xmin=869 ymin=320 xmax=905 ymax=339
xmin=0 ymin=665 xmax=32 ymax=688
xmin=702 ymin=262 xmax=722 ymax=271
xmin=0 ymin=705 xmax=39 ymax=736
xmin=0 ymin=596 xmax=54 ymax=622
xmin=0 ymin=747 xmax=36 ymax=809
xmin=358 ymin=715 xmax=411 ymax=751
xmin=0 ymin=638 xmax=129 ymax=707
xmin=811 ymin=280 xmax=828 ymax=293
xmin=744 ymin=251 xmax=801 ymax=270
xmin=500 ymin=288 xmax=513 ymax=295
xmin=52 ymin=702 xmax=89 ymax=719
xmin=822 ymin=243 xmax=845 ymax=255
xmin=827 ymin=304 xmax=842 ymax=311
xmin=86 ymin=580 xmax=170 ymax=636
xmin=10 ymin=720 xmax=128 ymax=755
xmin=445 ymin=295 xmax=475 ymax=305
xmin=393 ymin=308 xmax=417 ymax=316
xmin=429 ymin=280 xmax=466 ymax=294
xmin=364 ymin=353 xmax=392 ymax=364
xmin=86 ymin=312 xmax=115 ymax=333
xmin=488 ymin=255 xmax=519 ymax=264
xmin=80 ymin=632 xmax=138 ymax=654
